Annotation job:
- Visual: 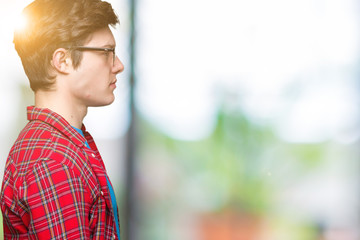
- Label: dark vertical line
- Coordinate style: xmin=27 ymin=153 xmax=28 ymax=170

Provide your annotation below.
xmin=124 ymin=0 xmax=137 ymax=238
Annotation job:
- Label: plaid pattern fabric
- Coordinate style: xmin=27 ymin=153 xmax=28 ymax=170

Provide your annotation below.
xmin=0 ymin=106 xmax=120 ymax=240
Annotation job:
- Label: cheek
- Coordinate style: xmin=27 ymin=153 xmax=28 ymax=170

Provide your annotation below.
xmin=75 ymin=65 xmax=110 ymax=91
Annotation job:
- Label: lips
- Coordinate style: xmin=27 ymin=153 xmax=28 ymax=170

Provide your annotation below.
xmin=109 ymin=79 xmax=117 ymax=90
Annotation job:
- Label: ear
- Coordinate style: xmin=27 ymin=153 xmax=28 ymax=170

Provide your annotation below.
xmin=51 ymin=48 xmax=72 ymax=74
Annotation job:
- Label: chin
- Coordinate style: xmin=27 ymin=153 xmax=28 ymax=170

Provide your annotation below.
xmin=90 ymin=96 xmax=115 ymax=107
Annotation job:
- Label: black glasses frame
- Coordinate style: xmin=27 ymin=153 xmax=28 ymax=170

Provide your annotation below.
xmin=71 ymin=46 xmax=116 ymax=65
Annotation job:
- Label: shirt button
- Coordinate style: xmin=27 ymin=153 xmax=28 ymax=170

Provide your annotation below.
xmin=101 ymin=191 xmax=104 ymax=196
xmin=113 ymin=234 xmax=116 ymax=239
xmin=91 ymin=153 xmax=96 ymax=157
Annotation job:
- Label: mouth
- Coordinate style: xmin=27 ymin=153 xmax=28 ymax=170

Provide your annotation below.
xmin=110 ymin=79 xmax=117 ymax=88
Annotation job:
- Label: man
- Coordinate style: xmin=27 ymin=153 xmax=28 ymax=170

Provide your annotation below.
xmin=0 ymin=0 xmax=124 ymax=239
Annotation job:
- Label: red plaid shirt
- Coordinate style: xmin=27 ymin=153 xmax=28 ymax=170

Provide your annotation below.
xmin=0 ymin=106 xmax=120 ymax=240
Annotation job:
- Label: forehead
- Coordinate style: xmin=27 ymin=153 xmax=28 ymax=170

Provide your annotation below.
xmin=85 ymin=27 xmax=116 ymax=46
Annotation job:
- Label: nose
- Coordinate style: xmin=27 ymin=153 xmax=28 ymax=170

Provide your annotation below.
xmin=113 ymin=56 xmax=124 ymax=74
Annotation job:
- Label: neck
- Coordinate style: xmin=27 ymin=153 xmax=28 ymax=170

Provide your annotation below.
xmin=35 ymin=89 xmax=87 ymax=129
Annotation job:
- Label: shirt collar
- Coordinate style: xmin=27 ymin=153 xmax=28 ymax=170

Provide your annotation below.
xmin=27 ymin=106 xmax=87 ymax=148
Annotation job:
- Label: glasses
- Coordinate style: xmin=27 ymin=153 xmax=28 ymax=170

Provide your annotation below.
xmin=71 ymin=46 xmax=116 ymax=65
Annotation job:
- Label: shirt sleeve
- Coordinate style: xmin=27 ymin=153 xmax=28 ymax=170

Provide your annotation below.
xmin=1 ymin=157 xmax=30 ymax=237
xmin=20 ymin=159 xmax=93 ymax=239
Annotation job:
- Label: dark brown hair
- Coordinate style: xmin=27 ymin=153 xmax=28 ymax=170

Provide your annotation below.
xmin=14 ymin=0 xmax=119 ymax=91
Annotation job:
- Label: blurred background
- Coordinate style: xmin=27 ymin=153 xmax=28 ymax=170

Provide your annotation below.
xmin=1 ymin=0 xmax=360 ymax=239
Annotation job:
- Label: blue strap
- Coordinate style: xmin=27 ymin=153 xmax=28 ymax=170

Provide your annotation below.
xmin=106 ymin=176 xmax=121 ymax=239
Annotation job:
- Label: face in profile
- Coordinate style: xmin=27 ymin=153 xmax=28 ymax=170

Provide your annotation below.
xmin=66 ymin=27 xmax=124 ymax=107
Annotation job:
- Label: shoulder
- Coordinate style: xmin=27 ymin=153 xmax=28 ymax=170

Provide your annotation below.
xmin=9 ymin=120 xmax=85 ymax=174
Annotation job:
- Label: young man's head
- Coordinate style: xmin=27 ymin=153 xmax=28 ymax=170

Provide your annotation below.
xmin=14 ymin=0 xmax=121 ymax=93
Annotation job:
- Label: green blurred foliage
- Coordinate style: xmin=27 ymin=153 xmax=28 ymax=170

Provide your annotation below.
xmin=0 ymin=213 xmax=3 ymax=240
xmin=135 ymin=99 xmax=333 ymax=240
xmin=139 ymin=105 xmax=328 ymax=216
